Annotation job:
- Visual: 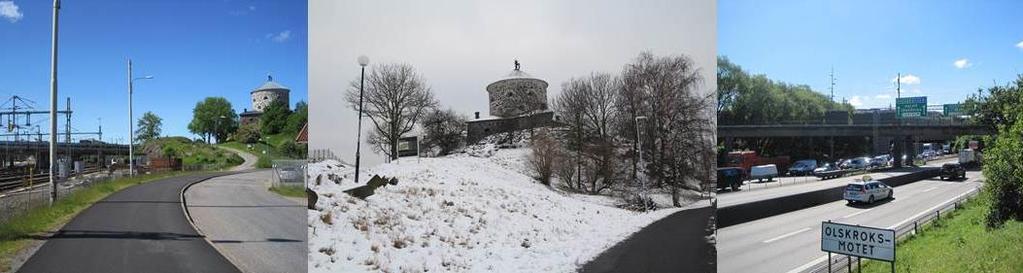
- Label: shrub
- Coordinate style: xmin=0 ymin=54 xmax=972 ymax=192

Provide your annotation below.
xmin=529 ymin=131 xmax=559 ymax=186
xmin=983 ymin=116 xmax=1023 ymax=228
xmin=233 ymin=124 xmax=261 ymax=144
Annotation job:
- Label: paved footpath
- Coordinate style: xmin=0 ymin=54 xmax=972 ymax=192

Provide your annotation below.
xmin=579 ymin=200 xmax=717 ymax=273
xmin=17 ymin=173 xmax=241 ymax=273
xmin=185 ymin=170 xmax=306 ymax=273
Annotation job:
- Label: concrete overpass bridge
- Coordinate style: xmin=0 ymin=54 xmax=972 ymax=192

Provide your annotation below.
xmin=0 ymin=141 xmax=130 ymax=168
xmin=718 ymin=118 xmax=995 ymax=167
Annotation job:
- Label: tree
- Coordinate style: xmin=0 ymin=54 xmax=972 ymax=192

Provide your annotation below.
xmin=345 ymin=63 xmax=437 ymax=160
xmin=420 ymin=108 xmax=466 ymax=156
xmin=983 ymin=113 xmax=1023 ymax=228
xmin=260 ymin=100 xmax=291 ymax=135
xmin=188 ymin=97 xmax=238 ymax=143
xmin=135 ymin=111 xmax=162 ymax=144
xmin=285 ymin=101 xmax=308 ymax=135
xmin=529 ymin=130 xmax=559 ymax=186
xmin=621 ymin=52 xmax=713 ymax=207
xmin=963 ymin=75 xmax=1023 ymax=131
xmin=554 ymin=73 xmax=622 ymax=194
xmin=232 ymin=124 xmax=261 ymax=144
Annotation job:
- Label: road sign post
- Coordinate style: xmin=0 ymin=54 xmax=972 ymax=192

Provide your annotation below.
xmin=821 ymin=221 xmax=896 ymax=272
xmin=896 ymin=96 xmax=927 ymax=118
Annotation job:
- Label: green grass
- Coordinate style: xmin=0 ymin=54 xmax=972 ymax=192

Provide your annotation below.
xmin=146 ymin=137 xmax=243 ymax=168
xmin=0 ymin=171 xmax=195 ymax=271
xmin=220 ymin=132 xmax=300 ymax=169
xmin=861 ymin=196 xmax=1023 ymax=273
xmin=268 ymin=185 xmax=306 ymax=198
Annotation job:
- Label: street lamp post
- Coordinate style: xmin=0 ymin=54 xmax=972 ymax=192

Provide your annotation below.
xmin=128 ymin=59 xmax=153 ymax=177
xmin=635 ymin=115 xmax=648 ymax=211
xmin=355 ymin=55 xmax=369 ymax=184
xmin=48 ymin=0 xmax=60 ymax=205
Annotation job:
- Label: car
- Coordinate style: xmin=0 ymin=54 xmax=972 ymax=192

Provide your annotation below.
xmin=842 ymin=157 xmax=870 ymax=170
xmin=717 ymin=167 xmax=744 ymax=191
xmin=749 ymin=164 xmax=779 ymax=182
xmin=844 ymin=180 xmax=893 ymax=204
xmin=870 ymin=155 xmax=891 ymax=168
xmin=813 ymin=163 xmax=845 ymax=179
xmin=939 ymin=163 xmax=966 ymax=180
xmin=787 ymin=159 xmax=818 ymax=176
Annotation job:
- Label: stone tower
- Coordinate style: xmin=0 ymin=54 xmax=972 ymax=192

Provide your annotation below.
xmin=251 ymin=74 xmax=290 ymax=112
xmin=485 ymin=60 xmax=549 ymax=117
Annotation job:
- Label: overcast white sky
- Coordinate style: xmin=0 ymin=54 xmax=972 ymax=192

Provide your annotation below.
xmin=309 ymin=0 xmax=715 ymax=166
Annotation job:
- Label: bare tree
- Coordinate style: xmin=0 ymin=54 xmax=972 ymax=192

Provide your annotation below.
xmin=346 ymin=63 xmax=438 ymax=160
xmin=621 ymin=51 xmax=711 ymax=207
xmin=554 ymin=73 xmax=623 ymax=194
xmin=421 ymin=108 xmax=466 ymax=156
xmin=529 ymin=130 xmax=559 ymax=186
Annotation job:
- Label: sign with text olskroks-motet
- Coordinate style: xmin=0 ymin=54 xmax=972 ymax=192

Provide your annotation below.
xmin=821 ymin=221 xmax=896 ymax=261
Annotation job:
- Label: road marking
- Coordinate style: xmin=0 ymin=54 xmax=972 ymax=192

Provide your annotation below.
xmin=763 ymin=227 xmax=811 ymax=244
xmin=786 ymin=255 xmax=829 ymax=273
xmin=888 ymin=186 xmax=980 ymax=230
xmin=843 ymin=209 xmax=872 ymax=219
xmin=922 ymin=186 xmax=938 ymax=192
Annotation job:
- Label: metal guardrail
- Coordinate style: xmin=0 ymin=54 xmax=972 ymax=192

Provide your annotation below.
xmin=806 ymin=185 xmax=982 ymax=273
xmin=270 ymin=160 xmax=306 ymax=188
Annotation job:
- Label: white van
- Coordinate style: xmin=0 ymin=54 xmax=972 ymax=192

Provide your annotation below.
xmin=749 ymin=164 xmax=778 ymax=182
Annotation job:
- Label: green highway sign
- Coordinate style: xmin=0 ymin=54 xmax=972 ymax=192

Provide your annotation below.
xmin=943 ymin=103 xmax=962 ymax=116
xmin=896 ymin=96 xmax=927 ymax=118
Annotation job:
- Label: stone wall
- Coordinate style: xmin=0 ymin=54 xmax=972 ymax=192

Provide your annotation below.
xmin=466 ymin=111 xmax=558 ymax=144
xmin=251 ymin=89 xmax=290 ymax=112
xmin=487 ymin=80 xmax=548 ymax=117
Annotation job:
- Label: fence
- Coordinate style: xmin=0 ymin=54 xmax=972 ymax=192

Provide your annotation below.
xmin=270 ymin=160 xmax=307 ymax=188
xmin=806 ymin=185 xmax=982 ymax=273
xmin=0 ymin=170 xmax=129 ymax=225
xmin=308 ymin=149 xmax=342 ymax=163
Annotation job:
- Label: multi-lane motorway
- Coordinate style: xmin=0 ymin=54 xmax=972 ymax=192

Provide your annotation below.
xmin=717 ymin=170 xmax=982 ymax=273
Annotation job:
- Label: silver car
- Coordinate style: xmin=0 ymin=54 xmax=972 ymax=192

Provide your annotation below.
xmin=844 ymin=180 xmax=893 ymax=204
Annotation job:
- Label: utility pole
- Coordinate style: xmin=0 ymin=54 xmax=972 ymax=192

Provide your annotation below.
xmin=128 ymin=59 xmax=133 ymax=176
xmin=48 ymin=0 xmax=60 ymax=205
xmin=829 ymin=67 xmax=836 ymax=101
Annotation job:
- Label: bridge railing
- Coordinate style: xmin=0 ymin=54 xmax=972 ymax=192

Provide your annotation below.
xmin=718 ymin=116 xmax=979 ymax=127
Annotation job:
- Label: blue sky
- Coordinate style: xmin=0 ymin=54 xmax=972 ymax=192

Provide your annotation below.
xmin=0 ymin=0 xmax=306 ymax=144
xmin=720 ymin=0 xmax=1023 ymax=109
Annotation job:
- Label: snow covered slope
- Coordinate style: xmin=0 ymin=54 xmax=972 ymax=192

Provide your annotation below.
xmin=307 ymin=148 xmax=680 ymax=273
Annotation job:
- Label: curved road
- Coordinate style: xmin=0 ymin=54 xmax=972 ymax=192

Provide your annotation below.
xmin=17 ymin=173 xmax=241 ymax=273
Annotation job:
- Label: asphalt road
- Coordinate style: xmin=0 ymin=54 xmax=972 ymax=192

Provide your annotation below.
xmin=17 ymin=173 xmax=241 ymax=273
xmin=718 ymin=158 xmax=956 ymax=208
xmin=579 ymin=201 xmax=716 ymax=273
xmin=717 ymin=171 xmax=982 ymax=273
xmin=185 ymin=170 xmax=306 ymax=273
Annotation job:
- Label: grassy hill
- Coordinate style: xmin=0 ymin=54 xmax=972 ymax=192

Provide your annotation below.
xmin=220 ymin=132 xmax=304 ymax=168
xmin=144 ymin=136 xmax=243 ymax=169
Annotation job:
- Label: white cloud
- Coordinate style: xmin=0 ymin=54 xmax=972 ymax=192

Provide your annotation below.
xmin=1017 ymin=40 xmax=1023 ymax=50
xmin=891 ymin=74 xmax=920 ymax=85
xmin=953 ymin=58 xmax=971 ymax=69
xmin=0 ymin=0 xmax=23 ymax=23
xmin=269 ymin=30 xmax=291 ymax=42
xmin=848 ymin=96 xmax=864 ymax=107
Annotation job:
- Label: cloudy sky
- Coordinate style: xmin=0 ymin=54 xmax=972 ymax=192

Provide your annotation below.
xmin=721 ymin=0 xmax=1023 ymax=109
xmin=310 ymin=0 xmax=716 ymax=166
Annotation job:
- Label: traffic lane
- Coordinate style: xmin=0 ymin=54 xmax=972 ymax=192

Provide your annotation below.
xmin=718 ymin=174 xmax=980 ymax=273
xmin=718 ymin=168 xmax=929 ymax=208
xmin=717 ymin=157 xmax=957 ymax=201
xmin=17 ymin=173 xmax=241 ymax=273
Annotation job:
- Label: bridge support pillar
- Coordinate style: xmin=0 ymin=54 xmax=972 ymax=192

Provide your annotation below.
xmin=904 ymin=136 xmax=917 ymax=166
xmin=873 ymin=136 xmax=892 ymax=156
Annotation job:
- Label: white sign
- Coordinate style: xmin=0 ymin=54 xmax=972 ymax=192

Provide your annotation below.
xmin=821 ymin=222 xmax=896 ymax=261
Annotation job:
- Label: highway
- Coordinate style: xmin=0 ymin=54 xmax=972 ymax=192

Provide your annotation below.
xmin=718 ymin=158 xmax=955 ymax=208
xmin=717 ymin=171 xmax=982 ymax=273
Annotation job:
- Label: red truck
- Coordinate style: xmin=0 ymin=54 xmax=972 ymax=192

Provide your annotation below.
xmin=723 ymin=151 xmax=791 ymax=178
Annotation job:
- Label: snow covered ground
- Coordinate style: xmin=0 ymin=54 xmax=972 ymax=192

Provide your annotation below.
xmin=306 ymin=147 xmax=694 ymax=273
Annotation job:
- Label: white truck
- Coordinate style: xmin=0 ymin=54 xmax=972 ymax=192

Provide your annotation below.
xmin=749 ymin=164 xmax=779 ymax=182
xmin=958 ymin=148 xmax=981 ymax=168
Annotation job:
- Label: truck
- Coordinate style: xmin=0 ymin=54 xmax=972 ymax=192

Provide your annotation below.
xmin=716 ymin=167 xmax=744 ymax=191
xmin=723 ymin=151 xmax=790 ymax=180
xmin=750 ymin=164 xmax=779 ymax=182
xmin=958 ymin=148 xmax=981 ymax=168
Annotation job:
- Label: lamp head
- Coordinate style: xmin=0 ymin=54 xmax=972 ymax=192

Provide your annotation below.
xmin=358 ymin=55 xmax=370 ymax=67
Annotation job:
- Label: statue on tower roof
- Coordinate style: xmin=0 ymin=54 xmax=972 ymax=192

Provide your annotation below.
xmin=514 ymin=60 xmax=520 ymax=71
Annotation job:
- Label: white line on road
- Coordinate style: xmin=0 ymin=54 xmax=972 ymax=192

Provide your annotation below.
xmin=842 ymin=209 xmax=872 ymax=219
xmin=786 ymin=255 xmax=829 ymax=273
xmin=888 ymin=186 xmax=980 ymax=230
xmin=922 ymin=186 xmax=938 ymax=192
xmin=763 ymin=227 xmax=812 ymax=244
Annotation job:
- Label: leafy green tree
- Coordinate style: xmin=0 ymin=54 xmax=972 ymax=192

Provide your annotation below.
xmin=963 ymin=75 xmax=1023 ymax=130
xmin=135 ymin=111 xmax=163 ymax=144
xmin=188 ymin=97 xmax=238 ymax=143
xmin=260 ymin=100 xmax=291 ymax=135
xmin=284 ymin=101 xmax=308 ymax=135
xmin=232 ymin=124 xmax=261 ymax=144
xmin=279 ymin=139 xmax=306 ymax=158
xmin=983 ymin=114 xmax=1023 ymax=228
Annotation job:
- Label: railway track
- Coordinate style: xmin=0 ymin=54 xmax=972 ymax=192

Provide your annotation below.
xmin=0 ymin=166 xmax=105 ymax=192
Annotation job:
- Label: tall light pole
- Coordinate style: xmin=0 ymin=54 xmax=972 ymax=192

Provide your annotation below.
xmin=48 ymin=0 xmax=60 ymax=205
xmin=354 ymin=55 xmax=369 ymax=184
xmin=635 ymin=115 xmax=648 ymax=211
xmin=128 ymin=59 xmax=153 ymax=177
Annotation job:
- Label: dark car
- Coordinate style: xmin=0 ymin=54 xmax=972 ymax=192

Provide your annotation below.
xmin=940 ymin=163 xmax=966 ymax=180
xmin=717 ymin=167 xmax=744 ymax=191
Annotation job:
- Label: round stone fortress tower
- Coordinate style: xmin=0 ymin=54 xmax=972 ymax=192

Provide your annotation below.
xmin=251 ymin=75 xmax=290 ymax=112
xmin=486 ymin=60 xmax=549 ymax=117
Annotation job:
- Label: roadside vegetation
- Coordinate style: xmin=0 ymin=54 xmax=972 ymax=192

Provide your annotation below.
xmin=143 ymin=137 xmax=243 ymax=168
xmin=268 ymin=184 xmax=306 ymax=198
xmin=185 ymin=96 xmax=308 ymax=168
xmin=860 ymin=196 xmax=1023 ymax=272
xmin=0 ymin=172 xmax=195 ymax=270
